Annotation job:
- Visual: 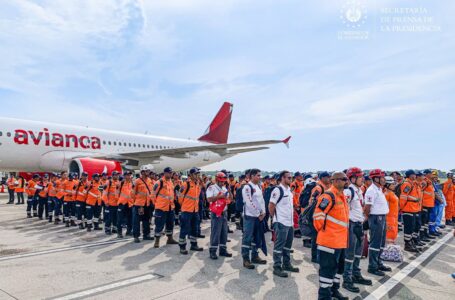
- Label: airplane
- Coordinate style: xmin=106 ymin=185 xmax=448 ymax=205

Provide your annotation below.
xmin=0 ymin=102 xmax=290 ymax=176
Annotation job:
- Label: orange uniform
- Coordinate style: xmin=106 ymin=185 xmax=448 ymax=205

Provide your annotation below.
xmin=152 ymin=179 xmax=175 ymax=211
xmin=313 ymin=186 xmax=349 ymax=249
xmin=310 ymin=181 xmax=330 ymax=203
xmin=105 ymin=179 xmax=121 ymax=206
xmin=291 ymin=180 xmax=304 ymax=208
xmin=118 ymin=180 xmax=134 ymax=207
xmin=63 ymin=179 xmax=78 ymax=202
xmin=7 ymin=177 xmax=16 ymax=190
xmin=75 ymin=181 xmax=89 ymax=202
xmin=443 ymin=179 xmax=454 ymax=222
xmin=26 ymin=180 xmax=38 ymax=197
xmin=421 ymin=178 xmax=435 ymax=208
xmin=399 ymin=179 xmax=421 ymax=213
xmin=15 ymin=177 xmax=26 ymax=193
xmin=86 ymin=181 xmax=102 ymax=206
xmin=385 ymin=190 xmax=399 ymax=242
xmin=133 ymin=177 xmax=153 ymax=207
xmin=48 ymin=179 xmax=58 ymax=198
xmin=38 ymin=181 xmax=51 ymax=198
xmin=179 ymin=180 xmax=201 ymax=212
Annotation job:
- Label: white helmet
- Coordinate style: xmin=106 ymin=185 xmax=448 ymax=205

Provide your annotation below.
xmin=384 ymin=176 xmax=395 ymax=185
xmin=304 ymin=178 xmax=316 ymax=186
xmin=140 ymin=164 xmax=153 ymax=172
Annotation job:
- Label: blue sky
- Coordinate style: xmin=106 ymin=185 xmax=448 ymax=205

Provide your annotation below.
xmin=0 ymin=0 xmax=454 ymax=172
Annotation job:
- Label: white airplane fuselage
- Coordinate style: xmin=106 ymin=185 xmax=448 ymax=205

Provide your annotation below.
xmin=0 ymin=118 xmax=228 ymax=173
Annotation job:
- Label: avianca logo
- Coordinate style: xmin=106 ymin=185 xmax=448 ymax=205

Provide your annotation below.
xmin=13 ymin=128 xmax=101 ymax=149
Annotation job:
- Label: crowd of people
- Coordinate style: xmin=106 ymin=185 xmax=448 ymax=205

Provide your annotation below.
xmin=3 ymin=166 xmax=454 ymax=300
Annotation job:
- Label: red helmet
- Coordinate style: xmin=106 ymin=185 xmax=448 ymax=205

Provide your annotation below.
xmin=369 ymin=169 xmax=385 ymax=178
xmin=216 ymin=172 xmax=227 ymax=182
xmin=346 ymin=167 xmax=364 ymax=178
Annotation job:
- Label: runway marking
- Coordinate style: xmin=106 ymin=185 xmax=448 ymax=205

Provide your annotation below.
xmin=364 ymin=232 xmax=453 ymax=300
xmin=49 ymin=273 xmax=161 ymax=300
xmin=0 ymin=238 xmax=132 ymax=262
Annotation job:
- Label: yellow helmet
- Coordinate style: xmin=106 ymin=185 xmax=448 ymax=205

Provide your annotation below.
xmin=431 ymin=170 xmax=439 ymax=176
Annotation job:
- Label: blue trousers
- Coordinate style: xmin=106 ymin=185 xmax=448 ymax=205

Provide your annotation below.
xmin=54 ymin=197 xmax=63 ymax=219
xmin=368 ymin=215 xmax=386 ymax=271
xmin=47 ymin=196 xmax=55 ymax=218
xmin=179 ymin=212 xmax=199 ymax=249
xmin=241 ymin=215 xmax=260 ymax=260
xmin=343 ymin=221 xmax=364 ymax=281
xmin=272 ymin=222 xmax=293 ymax=269
xmin=105 ymin=206 xmax=118 ymax=232
xmin=209 ymin=212 xmax=228 ymax=254
xmin=117 ymin=204 xmax=132 ymax=234
xmin=435 ymin=202 xmax=444 ymax=227
xmin=429 ymin=203 xmax=444 ymax=232
xmin=133 ymin=206 xmax=151 ymax=238
xmin=75 ymin=201 xmax=86 ymax=225
xmin=154 ymin=209 xmax=174 ymax=237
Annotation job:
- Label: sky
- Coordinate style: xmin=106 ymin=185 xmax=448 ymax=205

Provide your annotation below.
xmin=0 ymin=0 xmax=454 ymax=172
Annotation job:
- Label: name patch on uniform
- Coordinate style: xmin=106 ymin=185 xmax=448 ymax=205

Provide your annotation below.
xmin=319 ymin=198 xmax=330 ymax=209
xmin=403 ymin=186 xmax=411 ymax=193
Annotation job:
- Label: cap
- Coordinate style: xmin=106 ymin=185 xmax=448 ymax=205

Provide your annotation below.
xmin=364 ymin=175 xmax=371 ymax=181
xmin=112 ymin=171 xmax=120 ymax=176
xmin=101 ymin=172 xmax=107 ymax=176
xmin=228 ymin=174 xmax=234 ymax=178
xmin=264 ymin=175 xmax=270 ymax=180
xmin=416 ymin=171 xmax=423 ymax=176
xmin=216 ymin=172 xmax=227 ymax=182
xmin=163 ymin=167 xmax=173 ymax=173
xmin=319 ymin=171 xmax=330 ymax=178
xmin=81 ymin=172 xmax=88 ymax=177
xmin=239 ymin=175 xmax=246 ymax=180
xmin=68 ymin=173 xmax=75 ymax=179
xmin=92 ymin=173 xmax=100 ymax=178
xmin=405 ymin=169 xmax=416 ymax=178
xmin=273 ymin=173 xmax=280 ymax=180
xmin=32 ymin=174 xmax=40 ymax=179
xmin=303 ymin=173 xmax=312 ymax=180
xmin=189 ymin=167 xmax=200 ymax=175
xmin=385 ymin=176 xmax=395 ymax=185
xmin=294 ymin=172 xmax=302 ymax=177
xmin=220 ymin=169 xmax=228 ymax=175
xmin=423 ymin=169 xmax=432 ymax=175
xmin=123 ymin=171 xmax=132 ymax=176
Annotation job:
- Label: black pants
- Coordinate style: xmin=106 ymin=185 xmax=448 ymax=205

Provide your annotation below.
xmin=318 ymin=247 xmax=345 ymax=300
xmin=38 ymin=196 xmax=48 ymax=219
xmin=133 ymin=206 xmax=151 ymax=238
xmin=311 ymin=234 xmax=318 ymax=261
xmin=16 ymin=192 xmax=24 ymax=204
xmin=8 ymin=189 xmax=15 ymax=203
xmin=421 ymin=207 xmax=430 ymax=235
xmin=117 ymin=204 xmax=132 ymax=234
xmin=403 ymin=212 xmax=416 ymax=244
xmin=414 ymin=212 xmax=422 ymax=241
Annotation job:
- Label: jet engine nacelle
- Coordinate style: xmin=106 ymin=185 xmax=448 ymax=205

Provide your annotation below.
xmin=69 ymin=158 xmax=122 ymax=179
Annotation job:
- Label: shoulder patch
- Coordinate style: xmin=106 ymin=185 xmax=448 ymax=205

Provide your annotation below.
xmin=403 ymin=186 xmax=411 ymax=193
xmin=319 ymin=198 xmax=330 ymax=210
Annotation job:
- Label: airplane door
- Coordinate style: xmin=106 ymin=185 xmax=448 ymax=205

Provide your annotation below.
xmin=203 ymin=151 xmax=210 ymax=162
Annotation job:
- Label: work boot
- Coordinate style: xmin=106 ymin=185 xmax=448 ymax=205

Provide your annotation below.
xmin=117 ymin=233 xmax=123 ymax=238
xmin=283 ymin=264 xmax=299 ymax=273
xmin=126 ymin=231 xmax=132 ymax=236
xmin=33 ymin=213 xmax=38 ymax=217
xmin=439 ymin=224 xmax=446 ymax=229
xmin=352 ymin=274 xmax=372 ymax=286
xmin=273 ymin=267 xmax=288 ymax=278
xmin=331 ymin=289 xmax=349 ymax=300
xmin=134 ymin=237 xmax=140 ymax=243
xmin=303 ymin=239 xmax=312 ymax=248
xmin=94 ymin=223 xmax=102 ymax=231
xmin=48 ymin=216 xmax=53 ymax=223
xmin=112 ymin=228 xmax=118 ymax=234
xmin=420 ymin=232 xmax=430 ymax=242
xmin=243 ymin=259 xmax=255 ymax=269
xmin=219 ymin=251 xmax=233 ymax=257
xmin=143 ymin=235 xmax=153 ymax=240
xmin=27 ymin=213 xmax=32 ymax=218
xmin=210 ymin=252 xmax=218 ymax=260
xmin=65 ymin=221 xmax=70 ymax=227
xmin=190 ymin=243 xmax=203 ymax=251
xmin=166 ymin=236 xmax=178 ymax=245
xmin=105 ymin=230 xmax=112 ymax=235
xmin=87 ymin=224 xmax=92 ymax=232
xmin=196 ymin=234 xmax=205 ymax=238
xmin=367 ymin=269 xmax=385 ymax=276
xmin=404 ymin=241 xmax=419 ymax=253
xmin=342 ymin=281 xmax=360 ymax=293
xmin=78 ymin=223 xmax=84 ymax=229
xmin=251 ymin=256 xmax=266 ymax=265
xmin=294 ymin=231 xmax=302 ymax=238
xmin=154 ymin=237 xmax=160 ymax=248
xmin=54 ymin=218 xmax=61 ymax=224
xmin=379 ymin=265 xmax=392 ymax=272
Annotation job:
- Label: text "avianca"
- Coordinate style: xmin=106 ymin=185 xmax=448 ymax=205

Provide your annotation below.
xmin=13 ymin=128 xmax=102 ymax=149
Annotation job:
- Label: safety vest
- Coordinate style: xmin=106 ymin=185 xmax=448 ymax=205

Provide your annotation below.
xmin=179 ymin=180 xmax=201 ymax=212
xmin=310 ymin=181 xmax=330 ymax=203
xmin=291 ymin=180 xmax=303 ymax=207
xmin=421 ymin=178 xmax=435 ymax=208
xmin=7 ymin=177 xmax=16 ymax=190
xmin=399 ymin=179 xmax=421 ymax=213
xmin=56 ymin=179 xmax=66 ymax=199
xmin=153 ymin=179 xmax=175 ymax=211
xmin=313 ymin=186 xmax=349 ymax=249
xmin=26 ymin=180 xmax=37 ymax=197
xmin=86 ymin=181 xmax=101 ymax=206
xmin=105 ymin=179 xmax=120 ymax=206
xmin=75 ymin=181 xmax=88 ymax=202
xmin=48 ymin=179 xmax=58 ymax=197
xmin=63 ymin=179 xmax=77 ymax=202
xmin=14 ymin=178 xmax=25 ymax=192
xmin=38 ymin=181 xmax=51 ymax=198
xmin=118 ymin=180 xmax=133 ymax=206
xmin=133 ymin=178 xmax=152 ymax=207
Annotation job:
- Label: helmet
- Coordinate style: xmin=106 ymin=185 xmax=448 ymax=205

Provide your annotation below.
xmin=304 ymin=178 xmax=316 ymax=186
xmin=405 ymin=169 xmax=416 ymax=178
xmin=431 ymin=170 xmax=439 ymax=177
xmin=369 ymin=169 xmax=385 ymax=178
xmin=346 ymin=167 xmax=364 ymax=179
xmin=384 ymin=176 xmax=395 ymax=185
xmin=216 ymin=172 xmax=227 ymax=182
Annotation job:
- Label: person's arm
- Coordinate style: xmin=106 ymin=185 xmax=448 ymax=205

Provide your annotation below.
xmin=206 ymin=186 xmax=220 ymax=203
xmin=268 ymin=187 xmax=279 ymax=220
xmin=363 ymin=188 xmax=374 ymax=219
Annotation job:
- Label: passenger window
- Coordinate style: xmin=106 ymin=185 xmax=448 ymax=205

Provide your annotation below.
xmin=7 ymin=132 xmax=11 ymax=137
xmin=108 ymin=141 xmax=111 ymax=145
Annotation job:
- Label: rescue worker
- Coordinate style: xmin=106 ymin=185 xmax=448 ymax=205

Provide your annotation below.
xmin=152 ymin=167 xmax=178 ymax=247
xmin=364 ymin=169 xmax=391 ymax=276
xmin=178 ymin=167 xmax=204 ymax=255
xmin=47 ymin=173 xmax=58 ymax=223
xmin=132 ymin=168 xmax=153 ymax=243
xmin=207 ymin=172 xmax=232 ymax=259
xmin=291 ymin=172 xmax=304 ymax=238
xmin=37 ymin=174 xmax=50 ymax=220
xmin=342 ymin=167 xmax=372 ymax=293
xmin=443 ymin=172 xmax=454 ymax=226
xmin=241 ymin=168 xmax=267 ymax=269
xmin=420 ymin=170 xmax=436 ymax=242
xmin=100 ymin=172 xmax=109 ymax=223
xmin=63 ymin=173 xmax=78 ymax=227
xmin=384 ymin=176 xmax=399 ymax=244
xmin=75 ymin=172 xmax=89 ymax=229
xmin=431 ymin=170 xmax=446 ymax=233
xmin=228 ymin=174 xmax=238 ymax=223
xmin=54 ymin=171 xmax=67 ymax=224
xmin=313 ymin=172 xmax=349 ymax=300
xmin=361 ymin=176 xmax=372 ymax=196
xmin=414 ymin=172 xmax=426 ymax=246
xmin=269 ymin=170 xmax=299 ymax=278
xmin=400 ymin=170 xmax=421 ymax=252
xmin=15 ymin=175 xmax=26 ymax=205
xmin=117 ymin=171 xmax=134 ymax=238
xmin=85 ymin=173 xmax=103 ymax=232
xmin=6 ymin=174 xmax=16 ymax=204
xmin=104 ymin=171 xmax=121 ymax=235
xmin=25 ymin=174 xmax=39 ymax=218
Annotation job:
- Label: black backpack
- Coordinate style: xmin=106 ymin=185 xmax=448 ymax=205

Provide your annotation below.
xmin=235 ymin=184 xmax=254 ymax=213
xmin=298 ymin=191 xmax=335 ymax=237
xmin=299 ymin=182 xmax=317 ymax=208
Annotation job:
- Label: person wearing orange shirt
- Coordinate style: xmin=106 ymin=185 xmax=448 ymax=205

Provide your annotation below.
xmin=443 ymin=172 xmax=454 ymax=226
xmin=54 ymin=171 xmax=68 ymax=224
xmin=152 ymin=167 xmax=178 ymax=247
xmin=104 ymin=171 xmax=121 ymax=235
xmin=178 ymin=167 xmax=204 ymax=254
xmin=117 ymin=171 xmax=134 ymax=238
xmin=15 ymin=175 xmax=26 ymax=205
xmin=400 ymin=170 xmax=421 ymax=253
xmin=63 ymin=173 xmax=78 ymax=227
xmin=313 ymin=172 xmax=349 ymax=300
xmin=85 ymin=173 xmax=103 ymax=232
xmin=291 ymin=172 xmax=304 ymax=238
xmin=132 ymin=168 xmax=154 ymax=243
xmin=6 ymin=174 xmax=16 ymax=204
xmin=26 ymin=174 xmax=40 ymax=218
xmin=75 ymin=172 xmax=89 ymax=229
xmin=384 ymin=176 xmax=399 ymax=243
xmin=47 ymin=173 xmax=59 ymax=223
xmin=37 ymin=174 xmax=51 ymax=220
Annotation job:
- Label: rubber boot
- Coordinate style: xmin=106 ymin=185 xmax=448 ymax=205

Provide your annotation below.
xmin=71 ymin=220 xmax=77 ymax=227
xmin=190 ymin=242 xmax=203 ymax=251
xmin=48 ymin=216 xmax=53 ymax=223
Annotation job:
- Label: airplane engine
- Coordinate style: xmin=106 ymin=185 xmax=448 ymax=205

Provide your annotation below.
xmin=69 ymin=158 xmax=122 ymax=179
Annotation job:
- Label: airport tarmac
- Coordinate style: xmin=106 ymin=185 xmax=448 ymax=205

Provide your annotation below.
xmin=0 ymin=194 xmax=454 ymax=300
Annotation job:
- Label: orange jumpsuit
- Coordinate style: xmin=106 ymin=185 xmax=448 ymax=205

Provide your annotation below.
xmin=385 ymin=189 xmax=399 ymax=242
xmin=443 ymin=180 xmax=454 ymax=222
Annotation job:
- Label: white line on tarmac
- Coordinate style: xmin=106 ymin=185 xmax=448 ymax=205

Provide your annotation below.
xmin=50 ymin=273 xmax=159 ymax=300
xmin=0 ymin=238 xmax=132 ymax=262
xmin=364 ymin=232 xmax=453 ymax=300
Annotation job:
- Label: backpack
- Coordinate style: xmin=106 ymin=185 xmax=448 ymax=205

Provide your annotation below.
xmin=395 ymin=182 xmax=403 ymax=198
xmin=235 ymin=184 xmax=254 ymax=213
xmin=263 ymin=185 xmax=275 ymax=207
xmin=298 ymin=191 xmax=335 ymax=238
xmin=299 ymin=182 xmax=317 ymax=208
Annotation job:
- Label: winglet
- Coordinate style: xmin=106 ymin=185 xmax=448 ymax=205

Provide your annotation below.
xmin=282 ymin=136 xmax=291 ymax=148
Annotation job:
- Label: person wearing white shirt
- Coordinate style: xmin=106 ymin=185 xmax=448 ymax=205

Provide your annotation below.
xmin=364 ymin=169 xmax=391 ymax=277
xmin=269 ymin=171 xmax=299 ymax=278
xmin=241 ymin=169 xmax=266 ymax=269
xmin=342 ymin=168 xmax=372 ymax=293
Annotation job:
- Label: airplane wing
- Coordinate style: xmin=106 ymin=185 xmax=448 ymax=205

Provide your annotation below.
xmin=93 ymin=136 xmax=291 ymax=161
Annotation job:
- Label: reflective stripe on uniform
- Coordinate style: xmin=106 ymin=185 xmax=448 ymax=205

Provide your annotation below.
xmin=326 ymin=215 xmax=348 ymax=227
xmin=317 ymin=245 xmax=335 ymax=254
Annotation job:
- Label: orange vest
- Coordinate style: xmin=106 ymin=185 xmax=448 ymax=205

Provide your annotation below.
xmin=118 ymin=180 xmax=133 ymax=206
xmin=48 ymin=180 xmax=58 ymax=197
xmin=133 ymin=178 xmax=152 ymax=207
xmin=399 ymin=179 xmax=421 ymax=213
xmin=63 ymin=179 xmax=77 ymax=202
xmin=421 ymin=178 xmax=435 ymax=208
xmin=38 ymin=181 xmax=51 ymax=198
xmin=15 ymin=178 xmax=26 ymax=192
xmin=153 ymin=179 xmax=175 ymax=211
xmin=385 ymin=189 xmax=399 ymax=241
xmin=311 ymin=181 xmax=330 ymax=203
xmin=86 ymin=181 xmax=102 ymax=206
xmin=75 ymin=181 xmax=89 ymax=202
xmin=442 ymin=180 xmax=454 ymax=207
xmin=26 ymin=180 xmax=37 ymax=197
xmin=7 ymin=177 xmax=16 ymax=190
xmin=56 ymin=179 xmax=66 ymax=199
xmin=313 ymin=186 xmax=349 ymax=249
xmin=179 ymin=180 xmax=201 ymax=212
xmin=291 ymin=180 xmax=303 ymax=207
xmin=105 ymin=179 xmax=120 ymax=206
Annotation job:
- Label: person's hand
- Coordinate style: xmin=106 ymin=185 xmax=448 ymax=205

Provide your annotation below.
xmin=258 ymin=213 xmax=265 ymax=221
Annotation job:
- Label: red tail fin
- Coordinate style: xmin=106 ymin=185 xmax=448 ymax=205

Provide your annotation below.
xmin=198 ymin=102 xmax=233 ymax=144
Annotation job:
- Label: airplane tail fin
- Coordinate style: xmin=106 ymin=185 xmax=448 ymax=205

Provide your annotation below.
xmin=198 ymin=102 xmax=233 ymax=144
